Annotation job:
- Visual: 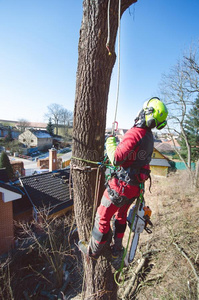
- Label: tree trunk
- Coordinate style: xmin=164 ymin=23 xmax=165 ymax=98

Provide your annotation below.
xmin=195 ymin=159 xmax=199 ymax=188
xmin=72 ymin=1 xmax=137 ymax=299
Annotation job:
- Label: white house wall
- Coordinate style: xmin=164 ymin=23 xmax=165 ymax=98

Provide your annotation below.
xmin=18 ymin=130 xmax=53 ymax=150
xmin=18 ymin=130 xmax=37 ymax=147
xmin=0 ymin=188 xmax=22 ymax=202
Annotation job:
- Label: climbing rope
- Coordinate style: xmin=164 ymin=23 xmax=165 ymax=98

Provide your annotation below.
xmin=106 ymin=0 xmax=122 ymax=134
xmin=106 ymin=0 xmax=111 ymax=54
xmin=112 ymin=0 xmax=121 ymax=134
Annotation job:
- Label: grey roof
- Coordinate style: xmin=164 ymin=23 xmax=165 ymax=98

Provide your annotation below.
xmin=30 ymin=130 xmax=52 ymax=139
xmin=20 ymin=168 xmax=73 ymax=215
xmin=154 ymin=142 xmax=176 ymax=152
xmin=150 ymin=158 xmax=171 ymax=167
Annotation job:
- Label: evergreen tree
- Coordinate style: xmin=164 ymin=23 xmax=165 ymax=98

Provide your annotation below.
xmin=0 ymin=151 xmax=14 ymax=179
xmin=46 ymin=118 xmax=54 ymax=136
xmin=180 ymin=94 xmax=199 ymax=161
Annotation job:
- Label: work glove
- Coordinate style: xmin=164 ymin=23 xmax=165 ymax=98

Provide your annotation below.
xmin=105 ymin=135 xmax=117 ymax=165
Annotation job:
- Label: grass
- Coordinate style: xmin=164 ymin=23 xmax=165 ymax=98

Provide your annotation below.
xmin=118 ymin=171 xmax=199 ymax=300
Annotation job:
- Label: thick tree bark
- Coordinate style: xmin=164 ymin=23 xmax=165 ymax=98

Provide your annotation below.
xmin=72 ymin=1 xmax=137 ymax=299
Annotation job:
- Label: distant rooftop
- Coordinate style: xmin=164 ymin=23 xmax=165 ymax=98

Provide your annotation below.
xmin=150 ymin=158 xmax=171 ymax=167
xmin=0 ymin=119 xmax=47 ymax=129
xmin=29 ymin=129 xmax=52 ymax=139
xmin=20 ymin=168 xmax=73 ymax=215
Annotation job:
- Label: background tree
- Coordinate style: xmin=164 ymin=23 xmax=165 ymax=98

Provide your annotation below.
xmin=46 ymin=118 xmax=54 ymax=136
xmin=17 ymin=118 xmax=30 ymax=133
xmin=72 ymin=1 xmax=137 ymax=299
xmin=45 ymin=103 xmax=63 ymax=135
xmin=159 ymin=44 xmax=199 ymax=186
xmin=183 ymin=43 xmax=199 ymax=94
xmin=60 ymin=108 xmax=73 ymax=136
xmin=0 ymin=151 xmax=14 ymax=179
xmin=160 ymin=60 xmax=193 ymax=169
xmin=179 ymin=94 xmax=199 ymax=162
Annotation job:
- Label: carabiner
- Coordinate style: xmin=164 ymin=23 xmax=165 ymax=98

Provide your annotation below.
xmin=112 ymin=121 xmax=118 ymax=134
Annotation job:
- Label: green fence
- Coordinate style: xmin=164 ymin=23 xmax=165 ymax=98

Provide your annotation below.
xmin=174 ymin=161 xmax=195 ymax=170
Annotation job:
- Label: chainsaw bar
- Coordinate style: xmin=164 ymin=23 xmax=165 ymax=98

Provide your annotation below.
xmin=129 ymin=231 xmax=140 ymax=263
xmin=125 ymin=200 xmax=151 ymax=266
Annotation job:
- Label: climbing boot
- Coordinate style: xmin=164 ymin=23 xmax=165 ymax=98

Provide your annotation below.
xmin=110 ymin=245 xmax=124 ymax=259
xmin=110 ymin=245 xmax=124 ymax=269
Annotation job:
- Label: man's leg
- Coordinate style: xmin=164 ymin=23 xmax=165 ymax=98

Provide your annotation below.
xmin=89 ymin=194 xmax=118 ymax=257
xmin=112 ymin=203 xmax=131 ymax=254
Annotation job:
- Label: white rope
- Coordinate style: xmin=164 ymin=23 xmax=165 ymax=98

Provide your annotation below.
xmin=106 ymin=0 xmax=111 ymax=53
xmin=112 ymin=0 xmax=121 ymax=133
xmin=106 ymin=0 xmax=122 ymax=133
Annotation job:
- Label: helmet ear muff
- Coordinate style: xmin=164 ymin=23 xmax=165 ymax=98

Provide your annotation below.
xmin=156 ymin=120 xmax=167 ymax=130
xmin=143 ymin=97 xmax=168 ymax=129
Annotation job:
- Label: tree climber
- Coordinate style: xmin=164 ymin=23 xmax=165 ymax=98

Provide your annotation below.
xmin=79 ymin=97 xmax=168 ymax=259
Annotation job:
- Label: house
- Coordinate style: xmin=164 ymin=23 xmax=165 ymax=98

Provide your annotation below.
xmin=18 ymin=129 xmax=53 ymax=150
xmin=150 ymin=148 xmax=171 ymax=177
xmin=19 ymin=168 xmax=73 ymax=220
xmin=10 ymin=161 xmax=25 ymax=178
xmin=0 ymin=124 xmax=20 ymax=139
xmin=0 ymin=149 xmax=73 ymax=255
xmin=19 ymin=148 xmax=73 ymax=219
xmin=0 ymin=169 xmax=23 ymax=255
xmin=154 ymin=141 xmax=175 ymax=155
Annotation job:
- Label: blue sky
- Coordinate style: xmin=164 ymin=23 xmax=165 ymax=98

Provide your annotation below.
xmin=0 ymin=0 xmax=198 ymax=129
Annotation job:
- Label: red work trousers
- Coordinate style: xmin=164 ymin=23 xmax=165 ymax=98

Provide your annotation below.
xmin=89 ymin=188 xmax=139 ymax=255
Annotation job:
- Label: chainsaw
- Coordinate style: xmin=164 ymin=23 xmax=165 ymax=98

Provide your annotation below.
xmin=124 ymin=200 xmax=153 ymax=266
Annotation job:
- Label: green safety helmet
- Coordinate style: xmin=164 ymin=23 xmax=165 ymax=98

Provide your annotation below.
xmin=143 ymin=97 xmax=168 ymax=130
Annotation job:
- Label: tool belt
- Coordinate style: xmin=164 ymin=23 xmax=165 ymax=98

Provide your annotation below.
xmin=106 ymin=166 xmax=151 ymax=207
xmin=116 ymin=166 xmax=151 ymax=185
xmin=106 ymin=183 xmax=137 ymax=207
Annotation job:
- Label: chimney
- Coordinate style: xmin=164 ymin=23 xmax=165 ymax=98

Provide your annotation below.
xmin=49 ymin=147 xmax=57 ymax=172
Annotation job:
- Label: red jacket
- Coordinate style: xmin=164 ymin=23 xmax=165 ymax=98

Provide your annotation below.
xmin=105 ymin=126 xmax=154 ymax=200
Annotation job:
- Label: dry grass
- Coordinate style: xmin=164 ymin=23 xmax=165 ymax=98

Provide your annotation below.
xmin=0 ymin=211 xmax=83 ymax=300
xmin=119 ymin=171 xmax=199 ymax=300
xmin=1 ymin=171 xmax=198 ymax=300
